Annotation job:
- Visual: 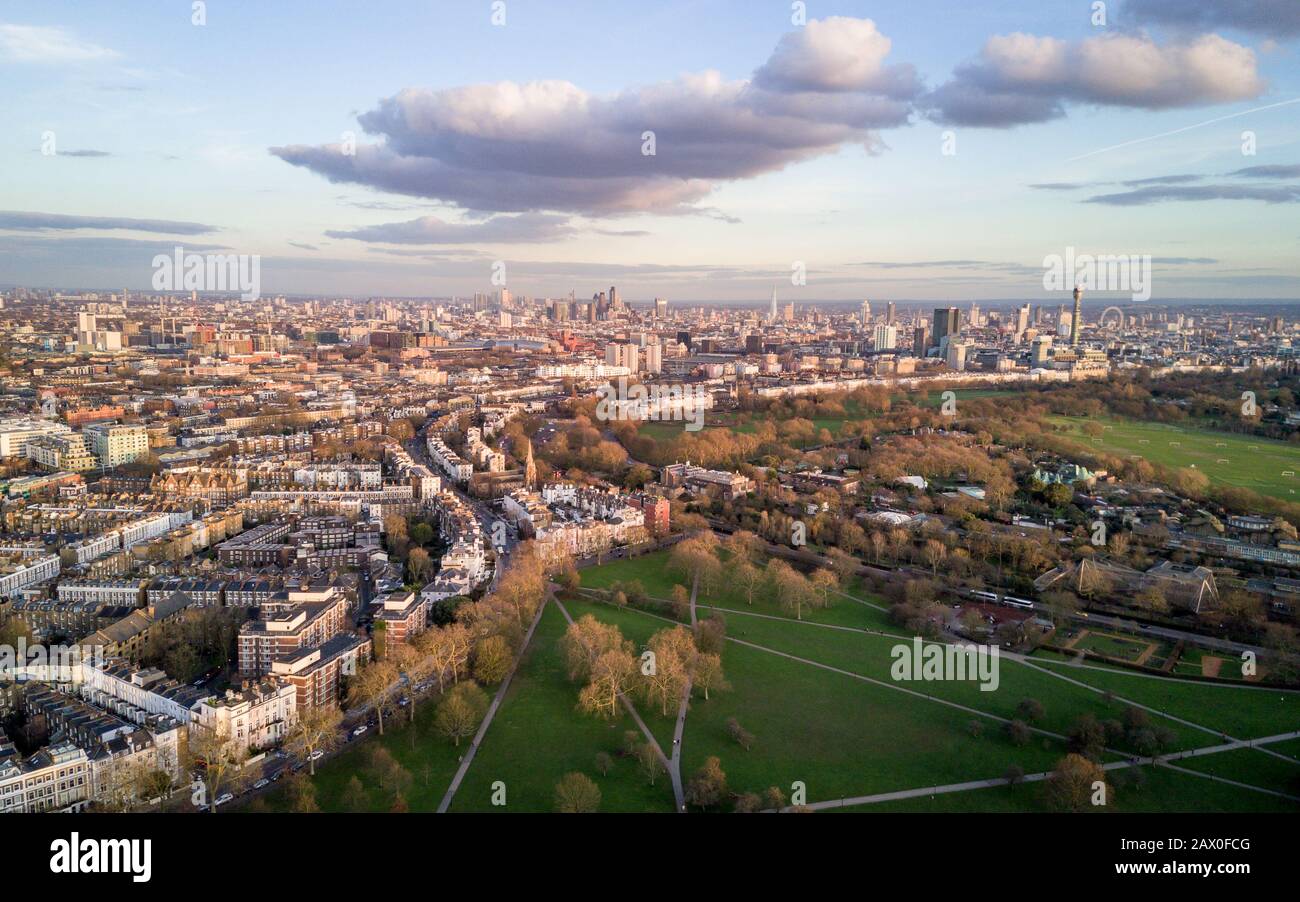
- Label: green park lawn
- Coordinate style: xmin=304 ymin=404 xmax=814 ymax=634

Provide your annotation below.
xmin=260 ymin=690 xmax=467 ymax=812
xmin=1173 ymin=646 xmax=1248 ymax=681
xmin=564 ymin=594 xmax=1076 ymax=803
xmin=1024 ymin=659 xmax=1300 ymax=740
xmin=579 ymin=548 xmax=898 ymax=631
xmin=281 ymin=552 xmax=1300 ymax=814
xmin=448 ymin=603 xmax=677 ymax=813
xmin=676 ymin=630 xmax=1068 ymax=805
xmin=1049 ymin=415 xmax=1300 ymax=500
xmin=1073 ymin=631 xmax=1165 ymax=663
xmin=708 ymin=612 xmax=1210 ymax=753
xmin=835 ymin=765 xmax=1297 ymax=813
xmin=1173 ymin=746 xmax=1300 ymax=799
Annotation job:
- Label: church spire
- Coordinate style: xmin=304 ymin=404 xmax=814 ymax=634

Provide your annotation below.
xmin=523 ymin=437 xmax=537 ymax=488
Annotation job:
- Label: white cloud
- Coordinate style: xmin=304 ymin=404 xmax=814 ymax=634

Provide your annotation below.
xmin=0 ymin=23 xmax=119 ymax=63
xmin=926 ymin=31 xmax=1265 ymax=126
xmin=272 ymin=17 xmax=915 ymax=217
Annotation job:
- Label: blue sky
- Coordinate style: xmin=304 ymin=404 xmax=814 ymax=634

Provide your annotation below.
xmin=1 ymin=0 xmax=1298 ymax=303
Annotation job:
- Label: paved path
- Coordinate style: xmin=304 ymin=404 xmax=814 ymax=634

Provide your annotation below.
xmin=1016 ymin=655 xmax=1241 ymax=741
xmin=666 ymin=574 xmax=699 ymax=812
xmin=553 ymin=597 xmax=680 ymax=810
xmin=831 ymin=587 xmax=891 ymax=612
xmin=1028 ymin=651 xmax=1300 ymax=692
xmin=435 ymin=599 xmax=547 ymax=813
xmin=695 ymin=602 xmax=910 ymax=640
xmin=724 ymin=634 xmax=1073 ymax=744
xmin=784 ymin=730 xmax=1300 ymax=812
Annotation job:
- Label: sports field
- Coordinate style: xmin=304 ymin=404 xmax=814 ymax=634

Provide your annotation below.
xmin=1050 ymin=416 xmax=1299 ymax=500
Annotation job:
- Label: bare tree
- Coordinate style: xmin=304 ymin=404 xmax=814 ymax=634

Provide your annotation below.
xmin=285 ymin=705 xmax=343 ymax=776
xmin=554 ymin=772 xmax=602 ymax=813
xmin=349 ymin=659 xmax=398 ymax=735
xmin=434 ymin=682 xmax=488 ymax=746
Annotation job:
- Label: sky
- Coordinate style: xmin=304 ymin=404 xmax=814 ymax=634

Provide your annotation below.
xmin=1 ymin=0 xmax=1299 ymax=304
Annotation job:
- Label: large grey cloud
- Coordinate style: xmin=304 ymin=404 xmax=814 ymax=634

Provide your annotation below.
xmin=1229 ymin=164 xmax=1300 ymax=178
xmin=1126 ymin=0 xmax=1300 ymax=39
xmin=1033 ymin=161 xmax=1300 ymax=203
xmin=0 ymin=210 xmax=217 ymax=234
xmin=925 ymin=31 xmax=1265 ymax=127
xmin=1085 ymin=183 xmax=1300 ymax=205
xmin=271 ymin=17 xmax=917 ymax=217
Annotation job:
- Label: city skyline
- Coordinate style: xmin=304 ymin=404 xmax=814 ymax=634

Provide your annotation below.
xmin=2 ymin=0 xmax=1299 ymax=301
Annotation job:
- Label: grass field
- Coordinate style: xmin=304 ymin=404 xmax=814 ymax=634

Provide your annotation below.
xmin=579 ymin=548 xmax=897 ymax=631
xmin=707 ymin=611 xmax=1211 ymax=752
xmin=278 ymin=549 xmax=1300 ymax=814
xmin=835 ymin=765 xmax=1298 ymax=813
xmin=1173 ymin=747 xmax=1300 ymax=798
xmin=261 ymin=689 xmax=468 ymax=812
xmin=567 ymin=596 xmax=1071 ymax=803
xmin=1071 ymin=630 xmax=1169 ymax=665
xmin=448 ymin=603 xmax=677 ymax=813
xmin=1028 ymin=657 xmax=1300 ymax=739
xmin=1173 ymin=646 xmax=1248 ymax=680
xmin=1049 ymin=415 xmax=1300 ymax=500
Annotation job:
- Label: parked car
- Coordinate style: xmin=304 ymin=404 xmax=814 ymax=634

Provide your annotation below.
xmin=214 ymin=793 xmax=233 ymax=807
xmin=253 ymin=778 xmax=269 ymax=790
xmin=352 ymin=725 xmax=368 ymax=737
xmin=309 ymin=750 xmax=324 ymax=761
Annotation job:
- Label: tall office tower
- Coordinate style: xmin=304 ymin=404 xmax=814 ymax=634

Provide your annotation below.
xmin=913 ymin=323 xmax=929 ymax=357
xmin=1015 ymin=304 xmax=1031 ymax=340
xmin=932 ymin=307 xmax=960 ymax=350
xmin=873 ymin=324 xmax=898 ymax=350
xmin=860 ymin=299 xmax=872 ymax=323
xmin=1031 ymin=334 xmax=1053 ymax=367
xmin=769 ymin=287 xmax=779 ymax=323
xmin=886 ymin=301 xmax=896 ymax=325
xmin=946 ymin=340 xmax=969 ymax=372
xmin=605 ymin=341 xmax=639 ymax=373
xmin=782 ymin=302 xmax=795 ymax=322
xmin=609 ymin=285 xmax=620 ymax=310
xmin=1070 ymin=286 xmax=1082 ymax=347
xmin=642 ymin=343 xmax=663 ymax=374
xmin=969 ymin=303 xmax=980 ymax=328
xmin=654 ymin=297 xmax=668 ymax=319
